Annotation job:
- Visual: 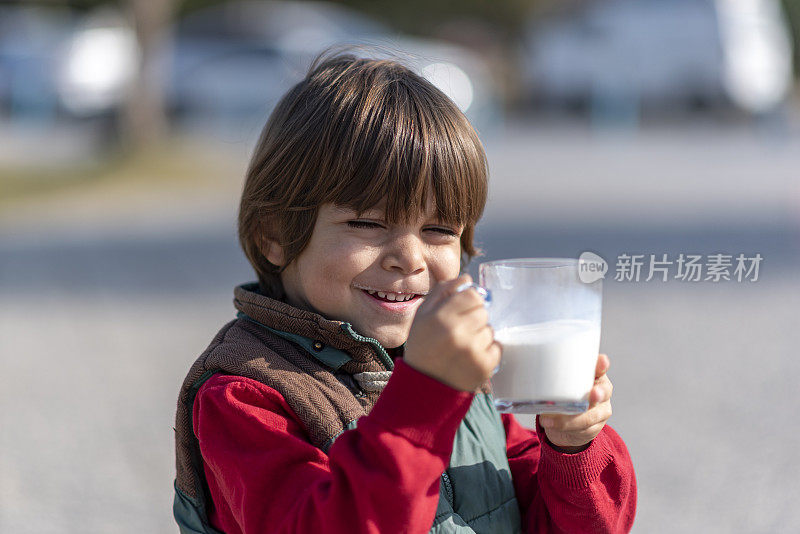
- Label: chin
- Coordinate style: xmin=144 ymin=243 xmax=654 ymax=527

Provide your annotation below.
xmin=369 ymin=328 xmax=409 ymax=350
xmin=377 ymin=335 xmax=408 ymax=350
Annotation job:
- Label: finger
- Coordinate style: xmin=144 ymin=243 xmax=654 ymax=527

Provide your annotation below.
xmin=541 ymin=412 xmax=597 ymax=435
xmin=458 ymin=305 xmax=490 ymax=331
xmin=486 ymin=341 xmax=502 ymax=372
xmin=540 ymin=402 xmax=612 ymax=432
xmin=440 ymin=284 xmax=487 ymax=316
xmin=575 ymin=420 xmax=607 ymax=442
xmin=474 ymin=323 xmax=495 ymax=350
xmin=443 ymin=274 xmax=473 ymax=296
xmin=539 ymin=416 xmax=607 ymax=443
xmin=424 ymin=274 xmax=472 ymax=309
xmin=549 ymin=421 xmax=608 ymax=447
xmin=583 ymin=401 xmax=612 ymax=429
xmin=595 ymin=353 xmax=610 ymax=379
xmin=589 ymin=376 xmax=613 ymax=405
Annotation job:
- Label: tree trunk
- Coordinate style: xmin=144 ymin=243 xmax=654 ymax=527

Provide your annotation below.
xmin=122 ymin=0 xmax=175 ymax=151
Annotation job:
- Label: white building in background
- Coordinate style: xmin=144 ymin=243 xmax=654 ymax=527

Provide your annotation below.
xmin=521 ymin=0 xmax=793 ymax=116
xmin=57 ymin=10 xmax=138 ymax=117
xmin=714 ymin=0 xmax=793 ymax=114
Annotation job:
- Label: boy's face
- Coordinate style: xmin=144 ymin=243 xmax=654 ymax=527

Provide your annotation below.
xmin=275 ymin=199 xmax=463 ymax=349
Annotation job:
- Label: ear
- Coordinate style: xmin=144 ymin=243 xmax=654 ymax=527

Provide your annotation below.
xmin=262 ymin=237 xmax=287 ymax=267
xmin=258 ymin=221 xmax=287 ymax=267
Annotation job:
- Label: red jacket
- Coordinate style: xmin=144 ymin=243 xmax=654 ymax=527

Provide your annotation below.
xmin=193 ymin=358 xmax=637 ymax=533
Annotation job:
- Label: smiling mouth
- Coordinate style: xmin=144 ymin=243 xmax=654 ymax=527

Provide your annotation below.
xmin=359 ymin=288 xmax=424 ymax=303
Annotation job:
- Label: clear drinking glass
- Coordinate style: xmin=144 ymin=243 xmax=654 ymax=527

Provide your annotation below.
xmin=478 ymin=258 xmax=603 ymax=414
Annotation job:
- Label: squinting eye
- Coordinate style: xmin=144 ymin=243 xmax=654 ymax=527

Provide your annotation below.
xmin=426 ymin=227 xmax=459 ymax=237
xmin=347 ymin=221 xmax=384 ymax=229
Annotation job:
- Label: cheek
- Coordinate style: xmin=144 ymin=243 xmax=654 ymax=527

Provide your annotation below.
xmin=306 ymin=239 xmax=377 ymax=285
xmin=430 ymin=244 xmax=463 ymax=279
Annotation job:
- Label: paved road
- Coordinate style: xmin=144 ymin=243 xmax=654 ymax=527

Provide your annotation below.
xmin=2 ymin=125 xmax=799 ymax=533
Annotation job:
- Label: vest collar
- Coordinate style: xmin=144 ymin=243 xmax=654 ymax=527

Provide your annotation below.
xmin=237 ymin=311 xmax=353 ymax=371
xmin=233 ymin=282 xmax=394 ymax=371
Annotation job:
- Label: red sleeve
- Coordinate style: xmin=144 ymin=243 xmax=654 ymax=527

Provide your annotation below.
xmin=193 ymin=358 xmax=474 ymax=534
xmin=503 ymin=414 xmax=637 ymax=533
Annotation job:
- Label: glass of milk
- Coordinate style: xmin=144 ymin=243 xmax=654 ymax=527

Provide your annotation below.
xmin=479 ymin=258 xmax=602 ymax=414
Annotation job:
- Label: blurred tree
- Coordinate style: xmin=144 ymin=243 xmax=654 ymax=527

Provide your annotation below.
xmin=335 ymin=0 xmax=537 ymax=43
xmin=782 ymin=0 xmax=800 ymax=76
xmin=121 ymin=0 xmax=175 ymax=150
xmin=328 ymin=0 xmax=563 ymax=107
xmin=26 ymin=0 xmax=177 ymax=149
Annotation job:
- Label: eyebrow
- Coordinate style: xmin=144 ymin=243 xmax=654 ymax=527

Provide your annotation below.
xmin=331 ymin=206 xmax=384 ymax=217
xmin=333 ymin=205 xmax=458 ymax=227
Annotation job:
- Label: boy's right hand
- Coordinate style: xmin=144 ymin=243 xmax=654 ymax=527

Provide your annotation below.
xmin=403 ymin=274 xmax=501 ymax=393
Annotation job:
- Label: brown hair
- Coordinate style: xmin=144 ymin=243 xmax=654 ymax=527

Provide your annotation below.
xmin=238 ymin=50 xmax=488 ymax=295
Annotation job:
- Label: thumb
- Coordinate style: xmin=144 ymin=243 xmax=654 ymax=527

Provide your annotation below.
xmin=595 ymin=353 xmax=610 ymax=379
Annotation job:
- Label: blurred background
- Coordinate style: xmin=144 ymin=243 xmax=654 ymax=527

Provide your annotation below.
xmin=1 ymin=0 xmax=799 ymax=532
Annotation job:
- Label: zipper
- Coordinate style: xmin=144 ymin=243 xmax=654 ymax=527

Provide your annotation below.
xmin=340 ymin=323 xmax=394 ymax=371
xmin=441 ymin=471 xmax=454 ymax=506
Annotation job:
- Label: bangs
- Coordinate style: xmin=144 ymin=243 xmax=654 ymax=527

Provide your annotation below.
xmin=239 ymin=54 xmax=489 ymax=292
xmin=300 ymin=58 xmax=488 ymax=228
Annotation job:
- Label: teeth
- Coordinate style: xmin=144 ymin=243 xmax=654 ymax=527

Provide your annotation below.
xmin=363 ymin=289 xmax=418 ymax=302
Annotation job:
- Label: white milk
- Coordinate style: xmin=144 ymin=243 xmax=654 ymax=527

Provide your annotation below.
xmin=493 ymin=320 xmax=600 ymax=403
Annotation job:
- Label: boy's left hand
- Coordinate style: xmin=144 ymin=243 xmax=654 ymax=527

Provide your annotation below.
xmin=538 ymin=353 xmax=613 ymax=453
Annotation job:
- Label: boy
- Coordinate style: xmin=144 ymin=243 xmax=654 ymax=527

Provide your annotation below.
xmin=174 ymin=53 xmax=636 ymax=533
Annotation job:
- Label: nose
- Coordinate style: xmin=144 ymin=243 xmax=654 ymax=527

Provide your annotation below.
xmin=381 ymin=230 xmax=426 ymax=275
